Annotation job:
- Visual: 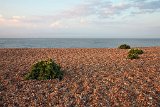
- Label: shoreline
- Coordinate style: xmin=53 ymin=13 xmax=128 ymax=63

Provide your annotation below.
xmin=0 ymin=47 xmax=160 ymax=106
xmin=0 ymin=46 xmax=160 ymax=48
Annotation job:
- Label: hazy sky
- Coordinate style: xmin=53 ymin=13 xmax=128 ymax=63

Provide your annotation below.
xmin=0 ymin=0 xmax=160 ymax=38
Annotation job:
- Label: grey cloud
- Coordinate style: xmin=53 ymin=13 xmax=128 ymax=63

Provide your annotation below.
xmin=56 ymin=0 xmax=160 ymax=19
xmin=138 ymin=0 xmax=160 ymax=10
xmin=129 ymin=0 xmax=160 ymax=15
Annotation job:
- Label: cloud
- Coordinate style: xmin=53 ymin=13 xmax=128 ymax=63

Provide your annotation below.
xmin=0 ymin=0 xmax=160 ymax=31
xmin=79 ymin=18 xmax=88 ymax=25
xmin=0 ymin=15 xmax=45 ymax=29
xmin=50 ymin=21 xmax=69 ymax=29
xmin=50 ymin=21 xmax=61 ymax=28
xmin=12 ymin=16 xmax=25 ymax=19
xmin=0 ymin=14 xmax=3 ymax=18
xmin=98 ymin=3 xmax=130 ymax=18
xmin=44 ymin=0 xmax=160 ymax=21
xmin=131 ymin=0 xmax=160 ymax=14
xmin=0 ymin=15 xmax=20 ymax=26
xmin=139 ymin=1 xmax=160 ymax=9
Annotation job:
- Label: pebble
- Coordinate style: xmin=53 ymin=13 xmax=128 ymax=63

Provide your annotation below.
xmin=0 ymin=47 xmax=160 ymax=106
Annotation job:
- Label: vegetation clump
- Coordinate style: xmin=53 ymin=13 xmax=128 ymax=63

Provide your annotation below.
xmin=129 ymin=48 xmax=144 ymax=54
xmin=118 ymin=44 xmax=131 ymax=49
xmin=25 ymin=59 xmax=63 ymax=80
xmin=127 ymin=53 xmax=139 ymax=59
xmin=127 ymin=48 xmax=144 ymax=59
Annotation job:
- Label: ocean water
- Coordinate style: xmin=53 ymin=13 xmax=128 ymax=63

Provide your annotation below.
xmin=0 ymin=38 xmax=160 ymax=48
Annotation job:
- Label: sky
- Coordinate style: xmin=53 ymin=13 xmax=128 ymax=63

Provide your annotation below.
xmin=0 ymin=0 xmax=160 ymax=38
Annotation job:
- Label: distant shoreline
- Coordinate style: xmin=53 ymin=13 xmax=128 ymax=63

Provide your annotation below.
xmin=0 ymin=46 xmax=160 ymax=49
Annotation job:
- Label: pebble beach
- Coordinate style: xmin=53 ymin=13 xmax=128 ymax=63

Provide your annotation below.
xmin=0 ymin=47 xmax=160 ymax=106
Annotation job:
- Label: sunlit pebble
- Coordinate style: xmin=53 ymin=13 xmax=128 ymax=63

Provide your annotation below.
xmin=148 ymin=97 xmax=153 ymax=100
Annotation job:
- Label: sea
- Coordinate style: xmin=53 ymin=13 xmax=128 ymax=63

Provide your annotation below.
xmin=0 ymin=38 xmax=160 ymax=48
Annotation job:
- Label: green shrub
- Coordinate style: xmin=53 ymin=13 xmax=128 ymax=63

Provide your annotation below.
xmin=118 ymin=44 xmax=131 ymax=49
xmin=25 ymin=59 xmax=63 ymax=80
xmin=127 ymin=53 xmax=139 ymax=59
xmin=129 ymin=48 xmax=143 ymax=54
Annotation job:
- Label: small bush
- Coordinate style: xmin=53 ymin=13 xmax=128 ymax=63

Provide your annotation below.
xmin=129 ymin=48 xmax=143 ymax=54
xmin=118 ymin=44 xmax=131 ymax=49
xmin=25 ymin=59 xmax=63 ymax=80
xmin=127 ymin=53 xmax=139 ymax=60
